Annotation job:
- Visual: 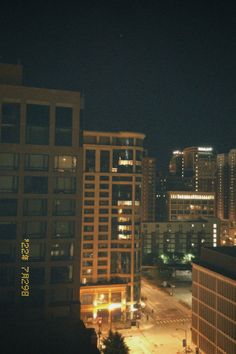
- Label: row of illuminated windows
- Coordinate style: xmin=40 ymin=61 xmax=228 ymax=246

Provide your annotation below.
xmin=0 ymin=153 xmax=77 ymax=172
xmin=0 ymin=242 xmax=74 ymax=262
xmin=0 ymin=103 xmax=74 ymax=146
xmin=0 ymin=220 xmax=75 ymax=239
xmin=0 ymin=199 xmax=76 ymax=216
xmin=84 ymin=135 xmax=143 ymax=147
xmin=0 ymin=265 xmax=73 ymax=286
xmin=0 ymin=176 xmax=77 ymax=194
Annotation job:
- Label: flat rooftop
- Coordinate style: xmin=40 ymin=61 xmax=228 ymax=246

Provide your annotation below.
xmin=193 ymin=246 xmax=236 ymax=281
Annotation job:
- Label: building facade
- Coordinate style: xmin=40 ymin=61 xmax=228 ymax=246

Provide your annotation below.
xmin=183 ymin=146 xmax=216 ymax=192
xmin=192 ymin=247 xmax=236 ymax=354
xmin=142 ymin=220 xmax=219 ymax=257
xmin=141 ymin=156 xmax=156 ymax=222
xmin=167 ymin=191 xmax=216 ymax=221
xmin=80 ymin=130 xmax=145 ymax=322
xmin=0 ymin=63 xmax=83 ymax=318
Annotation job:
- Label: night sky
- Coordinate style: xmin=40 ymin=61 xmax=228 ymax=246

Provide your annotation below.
xmin=1 ymin=1 xmax=236 ymax=171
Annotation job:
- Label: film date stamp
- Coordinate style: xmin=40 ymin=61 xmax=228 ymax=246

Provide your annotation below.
xmin=21 ymin=238 xmax=30 ymax=297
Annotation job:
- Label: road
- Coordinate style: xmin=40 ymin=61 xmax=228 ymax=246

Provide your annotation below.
xmin=122 ymin=278 xmax=193 ymax=353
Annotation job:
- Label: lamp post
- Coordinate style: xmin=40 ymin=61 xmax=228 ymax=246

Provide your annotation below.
xmin=176 ymin=327 xmax=187 ymax=353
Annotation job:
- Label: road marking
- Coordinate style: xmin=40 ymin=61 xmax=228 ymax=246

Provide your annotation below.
xmin=156 ymin=317 xmax=191 ymax=326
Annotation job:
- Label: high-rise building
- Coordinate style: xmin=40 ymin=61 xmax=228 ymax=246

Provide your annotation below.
xmin=169 ymin=150 xmax=184 ymax=177
xmin=141 ymin=156 xmax=156 ymax=222
xmin=0 ymin=63 xmax=83 ymax=319
xmin=228 ymin=149 xmax=236 ymax=222
xmin=80 ymin=130 xmax=145 ymax=323
xmin=192 ymin=247 xmax=236 ymax=354
xmin=183 ymin=146 xmax=216 ymax=192
xmin=216 ymin=153 xmax=229 ymax=220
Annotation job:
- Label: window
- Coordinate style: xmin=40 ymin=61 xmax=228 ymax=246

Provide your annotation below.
xmin=0 ymin=243 xmax=15 ymax=261
xmin=26 ymin=104 xmax=50 ymax=145
xmin=99 ymin=200 xmax=109 ymax=206
xmin=98 ymin=252 xmax=107 ymax=257
xmin=85 ymin=183 xmax=95 ymax=189
xmin=53 ymin=221 xmax=75 ymax=238
xmin=24 ymin=154 xmax=48 ymax=171
xmin=23 ymin=199 xmax=47 ymax=216
xmin=83 ymin=135 xmax=96 ymax=144
xmin=99 ymin=225 xmax=108 ymax=232
xmin=99 ymin=136 xmax=110 ymax=145
xmin=84 ymin=225 xmax=94 ymax=232
xmin=0 ymin=153 xmax=18 ymax=170
xmin=54 ymin=177 xmax=76 ymax=194
xmin=30 ymin=267 xmax=45 ymax=285
xmin=81 ymin=294 xmax=93 ymax=305
xmin=111 ymin=252 xmax=131 ymax=274
xmin=100 ymin=192 xmax=109 ymax=198
xmin=100 ymin=151 xmax=110 ymax=172
xmin=54 ymin=155 xmax=77 ymax=172
xmin=55 ymin=107 xmax=72 ymax=146
xmin=83 ymin=243 xmax=93 ymax=249
xmin=99 ymin=209 xmax=109 ymax=214
xmin=85 ymin=175 xmax=95 ymax=180
xmin=24 ymin=176 xmax=48 ymax=194
xmin=84 ymin=209 xmax=94 ymax=214
xmin=0 ymin=199 xmax=17 ymax=216
xmin=0 ymin=222 xmax=17 ymax=239
xmin=23 ymin=221 xmax=46 ymax=239
xmin=85 ymin=150 xmax=96 ymax=172
xmin=100 ymin=176 xmax=109 ymax=181
xmin=50 ymin=242 xmax=74 ymax=260
xmin=84 ymin=200 xmax=94 ymax=206
xmin=100 ymin=184 xmax=109 ymax=189
xmin=84 ymin=192 xmax=94 ymax=198
xmin=0 ymin=176 xmax=18 ymax=193
xmin=1 ymin=103 xmax=20 ymax=143
xmin=51 ymin=266 xmax=73 ymax=283
xmin=29 ymin=243 xmax=45 ymax=261
xmin=53 ymin=199 xmax=75 ymax=216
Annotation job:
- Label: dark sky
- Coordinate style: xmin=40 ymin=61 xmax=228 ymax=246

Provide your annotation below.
xmin=1 ymin=1 xmax=236 ymax=171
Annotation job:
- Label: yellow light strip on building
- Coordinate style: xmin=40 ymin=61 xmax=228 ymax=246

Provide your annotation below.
xmin=170 ymin=194 xmax=215 ymax=200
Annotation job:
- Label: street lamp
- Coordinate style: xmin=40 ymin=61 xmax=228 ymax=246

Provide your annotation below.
xmin=176 ymin=327 xmax=187 ymax=353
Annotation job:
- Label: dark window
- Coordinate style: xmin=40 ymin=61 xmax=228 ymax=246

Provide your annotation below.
xmin=136 ymin=150 xmax=142 ymax=161
xmin=100 ymin=176 xmax=109 ymax=181
xmin=83 ymin=135 xmax=96 ymax=144
xmin=24 ymin=176 xmax=48 ymax=194
xmin=84 ymin=225 xmax=94 ymax=232
xmin=100 ymin=151 xmax=110 ymax=172
xmin=0 ymin=153 xmax=19 ymax=170
xmin=84 ymin=192 xmax=94 ymax=197
xmin=0 ymin=176 xmax=18 ymax=193
xmin=100 ymin=192 xmax=109 ymax=198
xmin=111 ymin=252 xmax=131 ymax=274
xmin=26 ymin=104 xmax=50 ymax=145
xmin=0 ymin=199 xmax=17 ymax=216
xmin=99 ymin=136 xmax=110 ymax=144
xmin=53 ymin=221 xmax=75 ymax=238
xmin=0 ymin=222 xmax=17 ymax=239
xmin=30 ymin=267 xmax=45 ymax=285
xmin=54 ymin=177 xmax=76 ymax=194
xmin=100 ymin=184 xmax=109 ymax=189
xmin=55 ymin=107 xmax=72 ymax=146
xmin=85 ymin=183 xmax=95 ymax=189
xmin=84 ymin=200 xmax=94 ymax=206
xmin=85 ymin=150 xmax=96 ymax=172
xmin=23 ymin=221 xmax=47 ymax=239
xmin=1 ymin=103 xmax=20 ymax=143
xmin=53 ymin=199 xmax=75 ymax=216
xmin=85 ymin=175 xmax=95 ymax=180
xmin=23 ymin=199 xmax=47 ymax=216
xmin=51 ymin=266 xmax=73 ymax=283
xmin=24 ymin=154 xmax=48 ymax=171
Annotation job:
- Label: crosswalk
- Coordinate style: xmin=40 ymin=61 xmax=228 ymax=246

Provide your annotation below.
xmin=155 ymin=317 xmax=191 ymax=326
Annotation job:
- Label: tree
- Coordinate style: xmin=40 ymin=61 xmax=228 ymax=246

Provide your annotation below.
xmin=101 ymin=330 xmax=130 ymax=354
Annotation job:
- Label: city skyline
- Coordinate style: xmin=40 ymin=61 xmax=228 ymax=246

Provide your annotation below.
xmin=1 ymin=1 xmax=236 ymax=171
